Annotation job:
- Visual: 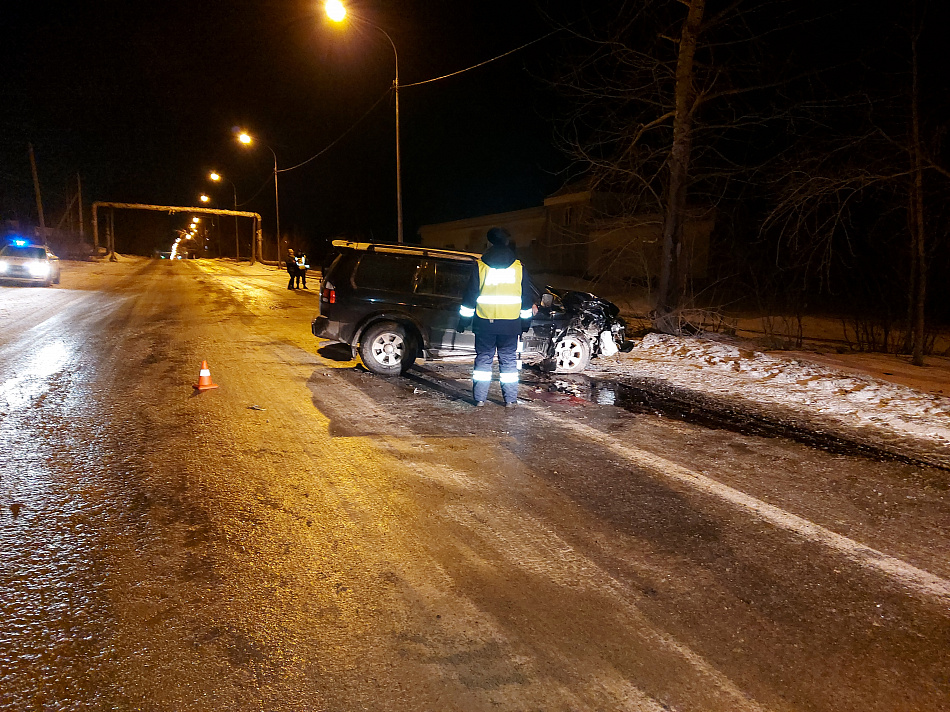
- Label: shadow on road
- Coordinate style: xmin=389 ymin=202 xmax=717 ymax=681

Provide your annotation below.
xmin=317 ymin=343 xmax=353 ymax=362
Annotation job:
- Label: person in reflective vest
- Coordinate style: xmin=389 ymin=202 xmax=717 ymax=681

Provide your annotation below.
xmin=285 ymin=249 xmax=300 ymax=290
xmin=457 ymin=227 xmax=534 ymax=407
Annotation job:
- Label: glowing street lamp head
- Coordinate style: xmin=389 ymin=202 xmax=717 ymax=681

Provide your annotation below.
xmin=199 ymin=194 xmax=210 ymax=203
xmin=238 ymin=132 xmax=252 ymax=145
xmin=326 ymin=0 xmax=346 ymax=22
xmin=192 ymin=217 xmax=200 ymax=223
xmin=209 ymin=171 xmax=221 ymax=181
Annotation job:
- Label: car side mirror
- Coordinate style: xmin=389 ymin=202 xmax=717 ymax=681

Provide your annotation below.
xmin=541 ymin=293 xmax=554 ymax=308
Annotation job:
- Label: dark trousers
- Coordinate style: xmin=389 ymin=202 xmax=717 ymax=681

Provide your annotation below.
xmin=473 ymin=332 xmax=519 ymax=403
xmin=295 ymin=269 xmax=307 ymax=288
xmin=287 ymin=270 xmax=297 ymax=289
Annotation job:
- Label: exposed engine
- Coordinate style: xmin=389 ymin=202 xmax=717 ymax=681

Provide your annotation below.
xmin=527 ymin=287 xmax=631 ymax=372
xmin=554 ymin=288 xmax=627 ymax=356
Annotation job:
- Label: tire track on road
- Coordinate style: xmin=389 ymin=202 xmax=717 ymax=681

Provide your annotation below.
xmin=526 ymin=402 xmax=950 ymax=607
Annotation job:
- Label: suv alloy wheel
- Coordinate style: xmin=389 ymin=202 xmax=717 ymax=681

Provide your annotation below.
xmin=359 ymin=321 xmax=415 ymax=376
xmin=553 ymin=332 xmax=591 ymax=373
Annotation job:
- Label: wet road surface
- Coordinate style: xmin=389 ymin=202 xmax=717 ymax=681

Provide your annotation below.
xmin=1 ymin=257 xmax=948 ymax=711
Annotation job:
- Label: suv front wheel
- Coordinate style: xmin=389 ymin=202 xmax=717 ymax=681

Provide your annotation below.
xmin=359 ymin=321 xmax=415 ymax=376
xmin=552 ymin=332 xmax=591 ymax=373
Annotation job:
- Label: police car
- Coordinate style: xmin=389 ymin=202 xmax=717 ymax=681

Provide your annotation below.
xmin=0 ymin=238 xmax=61 ymax=287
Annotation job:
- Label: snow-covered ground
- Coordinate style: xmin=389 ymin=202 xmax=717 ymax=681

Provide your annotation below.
xmin=590 ymin=332 xmax=950 ymax=467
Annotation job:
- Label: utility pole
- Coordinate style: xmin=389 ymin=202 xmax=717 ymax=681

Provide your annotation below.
xmin=77 ymin=173 xmax=84 ymax=240
xmin=65 ymin=177 xmax=73 ymax=233
xmin=28 ymin=143 xmax=46 ymax=232
xmin=108 ymin=209 xmax=117 ymax=261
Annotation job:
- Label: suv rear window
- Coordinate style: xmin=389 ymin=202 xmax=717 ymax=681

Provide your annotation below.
xmin=354 ymin=253 xmax=419 ymax=291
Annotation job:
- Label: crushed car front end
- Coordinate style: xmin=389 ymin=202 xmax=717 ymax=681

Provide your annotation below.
xmin=522 ymin=287 xmax=631 ymax=373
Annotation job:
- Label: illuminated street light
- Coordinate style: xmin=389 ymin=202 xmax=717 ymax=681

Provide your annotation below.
xmin=208 ymin=170 xmax=242 ymax=260
xmin=326 ymin=1 xmax=403 ymax=243
xmin=325 ymin=0 xmax=345 ymax=22
xmin=237 ymin=130 xmax=281 ymax=265
xmin=199 ymin=194 xmax=210 ymax=203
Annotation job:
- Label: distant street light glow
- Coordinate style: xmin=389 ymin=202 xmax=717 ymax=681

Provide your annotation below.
xmin=207 ymin=170 xmax=242 ymax=260
xmin=326 ymin=0 xmax=346 ymax=22
xmin=238 ymin=130 xmax=281 ymax=265
xmin=199 ymin=194 xmax=210 ymax=203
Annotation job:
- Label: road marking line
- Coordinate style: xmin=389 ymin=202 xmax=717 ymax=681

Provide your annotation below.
xmin=529 ymin=404 xmax=950 ymax=607
xmin=442 ymin=502 xmax=770 ymax=712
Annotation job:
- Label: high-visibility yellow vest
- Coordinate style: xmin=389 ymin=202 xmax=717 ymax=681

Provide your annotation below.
xmin=476 ymin=260 xmax=523 ymax=320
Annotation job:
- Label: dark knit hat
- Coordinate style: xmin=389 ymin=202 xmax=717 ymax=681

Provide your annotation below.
xmin=487 ymin=227 xmax=512 ymax=246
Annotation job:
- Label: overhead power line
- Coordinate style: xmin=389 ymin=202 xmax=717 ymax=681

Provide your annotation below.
xmin=401 ymin=30 xmax=561 ymax=88
xmin=249 ymin=28 xmax=562 ymax=185
xmin=279 ymin=87 xmax=393 ymax=174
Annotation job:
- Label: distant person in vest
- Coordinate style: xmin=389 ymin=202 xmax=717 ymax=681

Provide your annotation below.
xmin=458 ymin=227 xmax=534 ymax=407
xmin=285 ymin=248 xmax=299 ymax=290
xmin=295 ymin=252 xmax=309 ymax=289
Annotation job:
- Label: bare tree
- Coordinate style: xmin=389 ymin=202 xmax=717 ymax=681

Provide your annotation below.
xmin=656 ymin=0 xmax=705 ymax=333
xmin=761 ymin=3 xmax=950 ymax=363
xmin=549 ymin=0 xmax=843 ymax=333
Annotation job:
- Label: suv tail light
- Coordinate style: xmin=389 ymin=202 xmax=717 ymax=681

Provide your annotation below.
xmin=322 ymin=280 xmax=336 ymax=304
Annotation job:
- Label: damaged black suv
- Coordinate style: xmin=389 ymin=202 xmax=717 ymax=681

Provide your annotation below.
xmin=312 ymin=241 xmax=630 ymax=376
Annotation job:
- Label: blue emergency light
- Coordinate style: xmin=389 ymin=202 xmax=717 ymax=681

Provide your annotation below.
xmin=12 ymin=239 xmax=28 ymax=247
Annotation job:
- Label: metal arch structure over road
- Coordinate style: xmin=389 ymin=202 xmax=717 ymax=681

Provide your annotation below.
xmin=91 ymin=201 xmax=269 ymax=264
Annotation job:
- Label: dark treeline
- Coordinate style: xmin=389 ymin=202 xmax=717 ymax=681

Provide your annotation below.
xmin=546 ymin=0 xmax=949 ymax=359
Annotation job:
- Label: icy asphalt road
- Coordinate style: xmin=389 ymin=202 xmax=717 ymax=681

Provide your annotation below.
xmin=0 ymin=257 xmax=948 ymax=711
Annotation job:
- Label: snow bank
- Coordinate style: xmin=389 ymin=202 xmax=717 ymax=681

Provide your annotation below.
xmin=592 ymin=333 xmax=950 ymax=451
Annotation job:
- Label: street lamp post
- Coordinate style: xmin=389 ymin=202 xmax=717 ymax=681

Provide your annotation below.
xmin=238 ymin=132 xmax=281 ymax=267
xmin=389 ymin=29 xmax=403 ymax=244
xmin=326 ymin=1 xmax=403 ymax=243
xmin=197 ymin=195 xmax=216 ymax=256
xmin=187 ymin=219 xmax=199 ymax=258
xmin=210 ymin=171 xmax=242 ymax=260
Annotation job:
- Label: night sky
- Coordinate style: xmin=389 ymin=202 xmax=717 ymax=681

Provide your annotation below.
xmin=2 ymin=0 xmax=565 ymax=255
xmin=3 ymin=1 xmax=949 ymax=258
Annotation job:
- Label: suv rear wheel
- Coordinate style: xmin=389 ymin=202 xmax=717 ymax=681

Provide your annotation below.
xmin=359 ymin=321 xmax=415 ymax=376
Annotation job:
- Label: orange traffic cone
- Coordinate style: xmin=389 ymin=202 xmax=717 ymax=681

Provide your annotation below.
xmin=192 ymin=360 xmax=219 ymax=391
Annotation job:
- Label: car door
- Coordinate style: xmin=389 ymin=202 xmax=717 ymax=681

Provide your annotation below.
xmin=412 ymin=257 xmax=476 ymax=356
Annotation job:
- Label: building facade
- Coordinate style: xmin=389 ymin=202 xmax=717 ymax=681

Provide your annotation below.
xmin=417 ymin=184 xmax=713 ymax=285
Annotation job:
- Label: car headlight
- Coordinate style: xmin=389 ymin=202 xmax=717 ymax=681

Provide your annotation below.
xmin=28 ymin=261 xmax=51 ymax=278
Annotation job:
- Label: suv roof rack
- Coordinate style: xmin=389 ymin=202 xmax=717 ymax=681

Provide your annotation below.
xmin=330 ymin=240 xmax=478 ymax=261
